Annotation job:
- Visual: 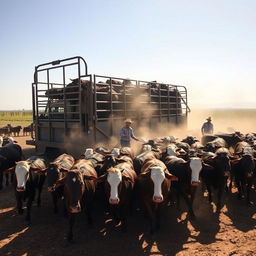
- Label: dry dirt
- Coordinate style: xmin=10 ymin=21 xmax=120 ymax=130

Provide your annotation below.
xmin=0 ymin=136 xmax=256 ymax=256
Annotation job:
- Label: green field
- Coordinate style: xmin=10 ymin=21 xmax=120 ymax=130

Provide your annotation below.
xmin=0 ymin=111 xmax=32 ymax=127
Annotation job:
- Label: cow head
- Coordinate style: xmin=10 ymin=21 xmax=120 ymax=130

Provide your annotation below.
xmin=189 ymin=157 xmax=203 ymax=186
xmin=84 ymin=148 xmax=94 ymax=159
xmin=240 ymin=154 xmax=255 ymax=178
xmin=106 ymin=167 xmax=123 ymax=205
xmin=139 ymin=166 xmax=177 ymax=203
xmin=65 ymin=170 xmax=85 ymax=213
xmin=15 ymin=161 xmax=31 ymax=192
xmin=111 ymin=148 xmax=120 ymax=157
xmin=142 ymin=144 xmax=152 ymax=152
xmin=47 ymin=163 xmax=67 ymax=192
xmin=215 ymin=149 xmax=231 ymax=177
xmin=166 ymin=144 xmax=178 ymax=156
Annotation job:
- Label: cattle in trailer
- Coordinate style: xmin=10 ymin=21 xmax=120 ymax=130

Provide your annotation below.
xmin=10 ymin=157 xmax=46 ymax=221
xmin=64 ymin=159 xmax=98 ymax=241
xmin=46 ymin=153 xmax=75 ymax=213
xmin=0 ymin=143 xmax=23 ymax=190
xmin=164 ymin=155 xmax=203 ymax=218
xmin=200 ymin=147 xmax=231 ymax=211
xmin=137 ymin=158 xmax=177 ymax=234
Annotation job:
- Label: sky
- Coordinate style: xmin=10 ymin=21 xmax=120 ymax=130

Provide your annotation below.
xmin=0 ymin=0 xmax=255 ymax=110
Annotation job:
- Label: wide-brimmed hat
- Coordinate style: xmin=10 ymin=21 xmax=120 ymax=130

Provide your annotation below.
xmin=206 ymin=117 xmax=212 ymax=121
xmin=124 ymin=119 xmax=132 ymax=124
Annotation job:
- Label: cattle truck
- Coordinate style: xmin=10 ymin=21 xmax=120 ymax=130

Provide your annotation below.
xmin=30 ymin=56 xmax=190 ymax=157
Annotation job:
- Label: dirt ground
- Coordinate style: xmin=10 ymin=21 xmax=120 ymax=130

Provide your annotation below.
xmin=0 ymin=136 xmax=256 ymax=256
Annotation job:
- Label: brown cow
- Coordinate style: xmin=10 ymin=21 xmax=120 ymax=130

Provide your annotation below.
xmin=64 ymin=159 xmax=97 ymax=241
xmin=98 ymin=157 xmax=137 ymax=232
xmin=138 ymin=158 xmax=177 ymax=234
xmin=46 ymin=153 xmax=75 ymax=213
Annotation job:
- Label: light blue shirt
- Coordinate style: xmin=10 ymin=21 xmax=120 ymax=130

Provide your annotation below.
xmin=201 ymin=122 xmax=214 ymax=135
xmin=120 ymin=126 xmax=138 ymax=141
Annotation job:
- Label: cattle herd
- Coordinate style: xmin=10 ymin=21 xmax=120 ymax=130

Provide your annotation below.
xmin=0 ymin=131 xmax=256 ymax=242
xmin=0 ymin=123 xmax=33 ymax=137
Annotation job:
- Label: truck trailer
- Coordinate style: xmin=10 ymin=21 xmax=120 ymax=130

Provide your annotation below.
xmin=31 ymin=56 xmax=190 ymax=156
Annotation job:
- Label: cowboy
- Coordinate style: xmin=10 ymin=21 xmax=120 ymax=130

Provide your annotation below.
xmin=201 ymin=117 xmax=214 ymax=135
xmin=120 ymin=119 xmax=139 ymax=147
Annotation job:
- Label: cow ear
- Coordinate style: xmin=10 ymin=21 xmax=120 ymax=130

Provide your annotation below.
xmin=116 ymin=158 xmax=127 ymax=163
xmin=122 ymin=175 xmax=132 ymax=182
xmin=179 ymin=161 xmax=189 ymax=166
xmin=30 ymin=168 xmax=47 ymax=174
xmin=231 ymin=158 xmax=240 ymax=164
xmin=165 ymin=172 xmax=178 ymax=181
xmin=4 ymin=166 xmax=16 ymax=173
xmin=56 ymin=177 xmax=66 ymax=187
xmin=138 ymin=172 xmax=150 ymax=179
xmin=96 ymin=174 xmax=107 ymax=183
xmin=0 ymin=155 xmax=7 ymax=162
xmin=59 ymin=168 xmax=69 ymax=173
xmin=84 ymin=175 xmax=98 ymax=181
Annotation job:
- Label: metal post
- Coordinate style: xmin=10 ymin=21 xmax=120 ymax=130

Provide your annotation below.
xmin=63 ymin=66 xmax=67 ymax=135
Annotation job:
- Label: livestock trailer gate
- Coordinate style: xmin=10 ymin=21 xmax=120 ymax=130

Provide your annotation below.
xmin=31 ymin=56 xmax=190 ymax=156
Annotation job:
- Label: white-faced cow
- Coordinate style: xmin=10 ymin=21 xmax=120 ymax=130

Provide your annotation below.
xmin=12 ymin=157 xmax=46 ymax=221
xmin=138 ymin=158 xmax=177 ymax=234
xmin=163 ymin=155 xmax=203 ymax=218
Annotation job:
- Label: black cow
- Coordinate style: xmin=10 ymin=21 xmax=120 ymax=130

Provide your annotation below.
xmin=134 ymin=151 xmax=161 ymax=175
xmin=12 ymin=157 xmax=46 ymax=221
xmin=138 ymin=158 xmax=177 ymax=234
xmin=164 ymin=156 xmax=203 ymax=218
xmin=201 ymin=148 xmax=231 ymax=210
xmin=10 ymin=126 xmax=22 ymax=137
xmin=0 ymin=143 xmax=23 ymax=190
xmin=23 ymin=123 xmax=33 ymax=136
xmin=231 ymin=143 xmax=255 ymax=205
